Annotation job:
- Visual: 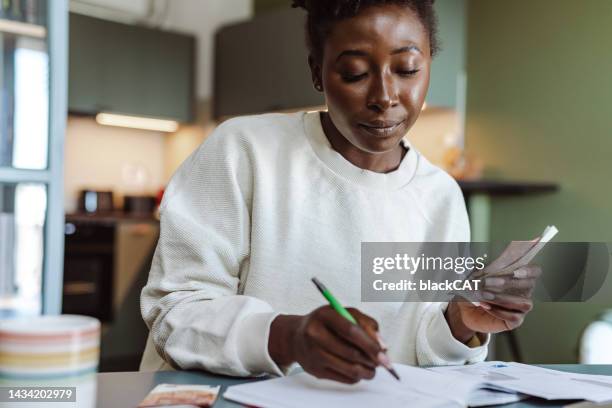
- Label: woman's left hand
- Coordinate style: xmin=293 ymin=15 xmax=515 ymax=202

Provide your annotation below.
xmin=445 ymin=265 xmax=541 ymax=343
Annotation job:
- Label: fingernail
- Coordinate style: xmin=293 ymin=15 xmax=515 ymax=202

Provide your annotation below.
xmin=480 ymin=302 xmax=492 ymax=310
xmin=377 ymin=351 xmax=391 ymax=367
xmin=376 ymin=333 xmax=388 ymax=351
xmin=482 ymin=291 xmax=495 ymax=300
xmin=484 ymin=277 xmax=505 ymax=287
xmin=514 ymin=268 xmax=528 ymax=278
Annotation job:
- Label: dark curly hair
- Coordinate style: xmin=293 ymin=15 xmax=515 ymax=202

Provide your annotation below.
xmin=291 ymin=0 xmax=439 ymax=62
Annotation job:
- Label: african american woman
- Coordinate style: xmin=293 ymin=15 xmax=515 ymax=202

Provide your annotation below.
xmin=140 ymin=0 xmax=539 ymax=384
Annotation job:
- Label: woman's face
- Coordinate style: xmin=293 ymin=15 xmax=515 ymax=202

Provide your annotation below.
xmin=312 ymin=4 xmax=431 ymax=154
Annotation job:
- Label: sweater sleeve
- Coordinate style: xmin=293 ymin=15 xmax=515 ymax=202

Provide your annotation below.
xmin=415 ymin=303 xmax=490 ymax=366
xmin=415 ymin=171 xmax=490 ymax=366
xmin=140 ymin=122 xmax=283 ymax=377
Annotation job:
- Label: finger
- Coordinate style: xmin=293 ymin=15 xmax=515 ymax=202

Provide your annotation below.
xmin=315 ymin=327 xmax=377 ymax=369
xmin=478 ymin=263 xmax=542 ymax=279
xmin=347 ymin=308 xmax=379 ymax=332
xmin=481 ymin=305 xmax=525 ymax=329
xmin=319 ymin=308 xmax=381 ymax=361
xmin=316 ymin=367 xmax=356 ymax=384
xmin=486 ymin=286 xmax=535 ymax=299
xmin=479 ymin=292 xmax=533 ymax=313
xmin=319 ymin=348 xmax=376 ymax=384
xmin=484 ymin=277 xmax=536 ymax=290
xmin=483 ymin=277 xmax=537 ymax=296
xmin=346 ymin=308 xmax=380 ymax=341
xmin=512 ymin=265 xmax=542 ymax=279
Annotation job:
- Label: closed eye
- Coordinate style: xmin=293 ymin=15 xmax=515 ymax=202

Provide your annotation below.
xmin=341 ymin=73 xmax=368 ymax=83
xmin=398 ymin=69 xmax=420 ymax=77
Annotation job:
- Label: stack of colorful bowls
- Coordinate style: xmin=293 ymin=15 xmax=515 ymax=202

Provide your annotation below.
xmin=0 ymin=315 xmax=100 ymax=407
xmin=0 ymin=315 xmax=100 ymax=380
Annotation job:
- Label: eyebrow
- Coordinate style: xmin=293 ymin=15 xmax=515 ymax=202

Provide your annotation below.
xmin=391 ymin=46 xmax=421 ymax=55
xmin=335 ymin=45 xmax=421 ymax=62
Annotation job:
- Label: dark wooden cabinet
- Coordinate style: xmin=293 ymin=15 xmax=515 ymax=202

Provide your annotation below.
xmin=214 ymin=7 xmax=324 ymax=119
xmin=69 ymin=13 xmax=196 ymax=123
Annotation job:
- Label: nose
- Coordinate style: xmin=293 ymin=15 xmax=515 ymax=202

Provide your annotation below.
xmin=367 ymin=70 xmax=399 ymax=112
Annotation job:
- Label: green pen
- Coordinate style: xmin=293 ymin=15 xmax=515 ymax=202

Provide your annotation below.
xmin=311 ymin=277 xmax=400 ymax=381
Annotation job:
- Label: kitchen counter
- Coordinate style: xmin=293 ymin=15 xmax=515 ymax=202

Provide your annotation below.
xmin=65 ymin=212 xmax=159 ymax=225
xmin=63 ymin=213 xmax=159 ymax=371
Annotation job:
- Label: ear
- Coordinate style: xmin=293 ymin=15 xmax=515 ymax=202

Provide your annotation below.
xmin=308 ymin=55 xmax=323 ymax=92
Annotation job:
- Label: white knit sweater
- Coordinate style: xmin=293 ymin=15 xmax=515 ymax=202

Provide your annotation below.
xmin=140 ymin=110 xmax=489 ymax=376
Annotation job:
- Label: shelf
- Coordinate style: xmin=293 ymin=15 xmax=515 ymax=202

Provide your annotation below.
xmin=458 ymin=180 xmax=559 ymax=197
xmin=0 ymin=18 xmax=46 ymax=38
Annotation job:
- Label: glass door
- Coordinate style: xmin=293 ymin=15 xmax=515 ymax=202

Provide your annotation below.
xmin=0 ymin=0 xmax=68 ymax=317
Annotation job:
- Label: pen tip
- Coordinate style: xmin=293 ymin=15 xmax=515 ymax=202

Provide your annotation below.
xmin=311 ymin=277 xmax=326 ymax=292
xmin=389 ymin=367 xmax=401 ymax=381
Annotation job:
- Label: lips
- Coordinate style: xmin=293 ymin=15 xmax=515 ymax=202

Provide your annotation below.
xmin=358 ymin=120 xmax=405 ymax=137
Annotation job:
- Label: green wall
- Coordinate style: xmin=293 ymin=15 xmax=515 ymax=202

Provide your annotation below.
xmin=466 ymin=0 xmax=612 ymax=363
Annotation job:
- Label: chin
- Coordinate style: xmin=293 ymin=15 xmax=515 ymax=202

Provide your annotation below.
xmin=353 ymin=128 xmax=405 ymax=154
xmin=356 ymin=137 xmax=402 ymax=155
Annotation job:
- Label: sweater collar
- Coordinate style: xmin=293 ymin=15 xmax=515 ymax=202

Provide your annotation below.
xmin=303 ymin=110 xmax=418 ymax=191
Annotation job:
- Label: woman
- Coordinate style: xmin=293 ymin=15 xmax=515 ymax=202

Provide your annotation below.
xmin=140 ymin=0 xmax=538 ymax=384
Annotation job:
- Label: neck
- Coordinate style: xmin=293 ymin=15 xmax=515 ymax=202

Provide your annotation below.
xmin=320 ymin=112 xmax=406 ymax=173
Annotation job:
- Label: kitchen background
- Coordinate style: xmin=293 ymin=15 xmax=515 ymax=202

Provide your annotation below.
xmin=0 ymin=0 xmax=611 ymax=372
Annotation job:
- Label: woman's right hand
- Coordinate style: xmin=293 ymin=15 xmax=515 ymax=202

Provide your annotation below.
xmin=268 ymin=306 xmax=383 ymax=384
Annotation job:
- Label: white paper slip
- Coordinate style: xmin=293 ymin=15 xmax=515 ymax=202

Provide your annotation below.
xmin=467 ymin=388 xmax=528 ymax=407
xmin=502 ymin=225 xmax=559 ymax=272
xmin=430 ymin=361 xmax=612 ymax=403
xmin=480 ymin=225 xmax=559 ymax=278
xmin=224 ymin=364 xmax=482 ymax=408
xmin=468 ymin=225 xmax=558 ymax=306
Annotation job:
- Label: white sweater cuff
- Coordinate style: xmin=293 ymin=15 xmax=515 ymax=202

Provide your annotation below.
xmin=236 ymin=311 xmax=285 ymax=376
xmin=427 ymin=304 xmax=490 ymax=364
